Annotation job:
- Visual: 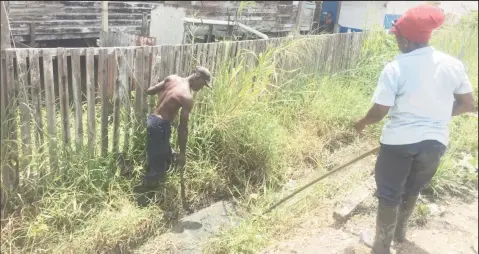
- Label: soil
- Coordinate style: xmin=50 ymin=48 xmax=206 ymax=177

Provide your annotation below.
xmin=135 ymin=140 xmax=478 ymax=254
xmin=261 ymin=195 xmax=478 ymax=254
xmin=260 ymin=143 xmax=479 ymax=254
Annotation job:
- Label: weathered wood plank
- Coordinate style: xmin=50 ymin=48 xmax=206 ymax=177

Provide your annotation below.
xmin=42 ymin=49 xmax=58 ymax=170
xmin=132 ymin=47 xmax=143 ymax=152
xmin=15 ymin=49 xmax=32 ymax=161
xmin=247 ymin=40 xmax=256 ymax=70
xmin=229 ymin=41 xmax=238 ymax=72
xmin=238 ymin=41 xmax=248 ymax=70
xmin=180 ymin=45 xmax=188 ymax=77
xmin=174 ymin=45 xmax=182 ymax=76
xmin=148 ymin=46 xmax=160 ymax=115
xmin=4 ymin=51 xmax=19 ymax=188
xmin=183 ymin=44 xmax=195 ymax=76
xmin=207 ymin=43 xmax=217 ymax=73
xmin=197 ymin=43 xmax=206 ymax=67
xmin=71 ymin=49 xmax=83 ymax=149
xmin=159 ymin=45 xmax=168 ymax=82
xmin=123 ymin=49 xmax=134 ymax=154
xmin=112 ymin=50 xmax=122 ymax=155
xmin=142 ymin=47 xmax=151 ymax=118
xmin=28 ymin=49 xmax=44 ymax=152
xmin=57 ymin=48 xmax=70 ymax=147
xmin=215 ymin=42 xmax=225 ymax=75
xmin=167 ymin=45 xmax=176 ymax=75
xmin=330 ymin=34 xmax=338 ymax=74
xmin=85 ymin=48 xmax=96 ymax=154
xmin=133 ymin=47 xmax=143 ymax=129
xmin=0 ymin=57 xmax=7 ymax=157
xmin=98 ymin=49 xmax=109 ymax=156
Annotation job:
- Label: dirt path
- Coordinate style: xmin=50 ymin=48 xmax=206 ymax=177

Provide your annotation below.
xmin=134 ymin=140 xmax=477 ymax=254
xmin=261 ymin=187 xmax=478 ymax=254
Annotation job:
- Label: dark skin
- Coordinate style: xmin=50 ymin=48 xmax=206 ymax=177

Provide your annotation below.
xmin=146 ymin=72 xmax=209 ymax=168
xmin=325 ymin=13 xmax=333 ymax=25
xmin=354 ymin=31 xmax=476 ymax=133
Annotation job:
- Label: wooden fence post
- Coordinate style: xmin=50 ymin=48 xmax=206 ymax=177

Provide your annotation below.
xmin=1 ymin=0 xmax=12 ymax=217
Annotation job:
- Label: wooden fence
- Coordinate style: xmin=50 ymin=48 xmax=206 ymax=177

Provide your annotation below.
xmin=0 ymin=32 xmax=368 ymax=201
xmin=98 ymin=31 xmax=156 ymax=47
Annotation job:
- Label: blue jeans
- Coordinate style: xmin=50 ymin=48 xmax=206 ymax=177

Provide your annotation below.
xmin=144 ymin=115 xmax=172 ymax=186
xmin=374 ymin=140 xmax=447 ymax=206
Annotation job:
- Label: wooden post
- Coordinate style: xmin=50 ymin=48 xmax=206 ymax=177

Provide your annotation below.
xmin=141 ymin=12 xmax=148 ymax=36
xmin=207 ymin=24 xmax=213 ymax=43
xmin=333 ymin=1 xmax=342 ymax=34
xmin=1 ymin=2 xmax=10 ymax=48
xmin=101 ymin=1 xmax=109 ymax=32
xmin=29 ymin=23 xmax=36 ymax=47
xmin=294 ymin=1 xmax=305 ymax=34
xmin=1 ymin=0 xmax=12 ymax=217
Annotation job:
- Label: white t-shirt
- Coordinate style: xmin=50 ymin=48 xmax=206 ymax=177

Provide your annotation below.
xmin=372 ymin=46 xmax=473 ymax=146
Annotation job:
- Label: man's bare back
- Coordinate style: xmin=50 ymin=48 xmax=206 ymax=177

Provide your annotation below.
xmin=151 ymin=75 xmax=193 ymax=122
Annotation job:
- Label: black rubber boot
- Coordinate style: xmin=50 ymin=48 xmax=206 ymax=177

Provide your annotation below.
xmin=372 ymin=202 xmax=398 ymax=254
xmin=394 ymin=194 xmax=419 ymax=243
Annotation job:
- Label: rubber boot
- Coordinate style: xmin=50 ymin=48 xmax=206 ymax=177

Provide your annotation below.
xmin=372 ymin=202 xmax=398 ymax=254
xmin=394 ymin=194 xmax=419 ymax=243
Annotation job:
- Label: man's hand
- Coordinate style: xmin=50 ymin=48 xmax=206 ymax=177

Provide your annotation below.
xmin=353 ymin=104 xmax=390 ymax=133
xmin=452 ymin=93 xmax=476 ymax=116
xmin=354 ymin=119 xmax=367 ymax=133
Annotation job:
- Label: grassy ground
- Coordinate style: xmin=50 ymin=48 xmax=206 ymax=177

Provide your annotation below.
xmin=1 ymin=12 xmax=477 ymax=254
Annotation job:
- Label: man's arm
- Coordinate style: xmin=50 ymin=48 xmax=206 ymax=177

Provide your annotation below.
xmin=452 ymin=63 xmax=476 ymax=116
xmin=355 ymin=64 xmax=396 ymax=132
xmin=452 ymin=93 xmax=476 ymax=116
xmin=177 ymin=97 xmax=194 ymax=157
xmin=146 ymin=76 xmax=170 ymax=95
xmin=357 ymin=104 xmax=391 ymax=126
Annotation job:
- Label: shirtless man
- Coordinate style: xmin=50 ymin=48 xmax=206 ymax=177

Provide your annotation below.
xmin=142 ymin=66 xmax=212 ymax=187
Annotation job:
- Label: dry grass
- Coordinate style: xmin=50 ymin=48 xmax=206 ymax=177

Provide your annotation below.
xmin=1 ymin=12 xmax=477 ymax=254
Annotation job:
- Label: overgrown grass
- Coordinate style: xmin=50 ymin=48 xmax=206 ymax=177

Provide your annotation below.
xmin=1 ymin=12 xmax=477 ymax=254
xmin=203 ymin=13 xmax=478 ymax=253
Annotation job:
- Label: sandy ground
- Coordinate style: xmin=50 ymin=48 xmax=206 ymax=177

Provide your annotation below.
xmin=259 ymin=140 xmax=478 ymax=254
xmin=134 ymin=140 xmax=478 ymax=254
xmin=261 ymin=182 xmax=478 ymax=254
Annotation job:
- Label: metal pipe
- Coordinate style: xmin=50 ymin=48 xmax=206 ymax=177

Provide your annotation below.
xmin=184 ymin=17 xmax=268 ymax=39
xmin=237 ymin=23 xmax=268 ymax=39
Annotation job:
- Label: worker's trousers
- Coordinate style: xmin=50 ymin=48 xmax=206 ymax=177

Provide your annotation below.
xmin=374 ymin=140 xmax=447 ymax=207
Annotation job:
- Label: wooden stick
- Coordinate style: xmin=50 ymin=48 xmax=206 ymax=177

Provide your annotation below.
xmin=263 ymin=146 xmax=380 ymax=215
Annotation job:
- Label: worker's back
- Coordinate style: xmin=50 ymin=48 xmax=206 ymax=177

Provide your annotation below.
xmin=373 ymin=46 xmax=472 ymax=146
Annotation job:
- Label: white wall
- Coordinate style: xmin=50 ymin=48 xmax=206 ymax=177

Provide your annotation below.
xmin=149 ymin=5 xmax=185 ymax=46
xmin=386 ymin=1 xmax=426 ymax=15
xmin=439 ymin=1 xmax=478 ymax=15
xmin=338 ymin=1 xmax=387 ymax=30
xmin=386 ymin=1 xmax=478 ymax=16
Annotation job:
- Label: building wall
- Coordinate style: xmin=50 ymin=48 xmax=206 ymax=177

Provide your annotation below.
xmin=8 ymin=1 xmax=160 ymax=42
xmin=338 ymin=1 xmax=387 ymax=32
xmin=8 ymin=1 xmax=316 ymax=43
xmin=149 ymin=5 xmax=185 ymax=45
xmin=163 ymin=1 xmax=313 ymax=35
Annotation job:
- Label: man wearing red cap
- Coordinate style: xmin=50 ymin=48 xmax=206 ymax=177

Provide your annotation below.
xmin=354 ymin=5 xmax=476 ymax=253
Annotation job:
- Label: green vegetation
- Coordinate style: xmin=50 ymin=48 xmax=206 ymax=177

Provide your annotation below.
xmin=1 ymin=12 xmax=477 ymax=254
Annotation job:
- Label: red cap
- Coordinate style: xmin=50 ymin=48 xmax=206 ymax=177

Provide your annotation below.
xmin=391 ymin=4 xmax=445 ymax=43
